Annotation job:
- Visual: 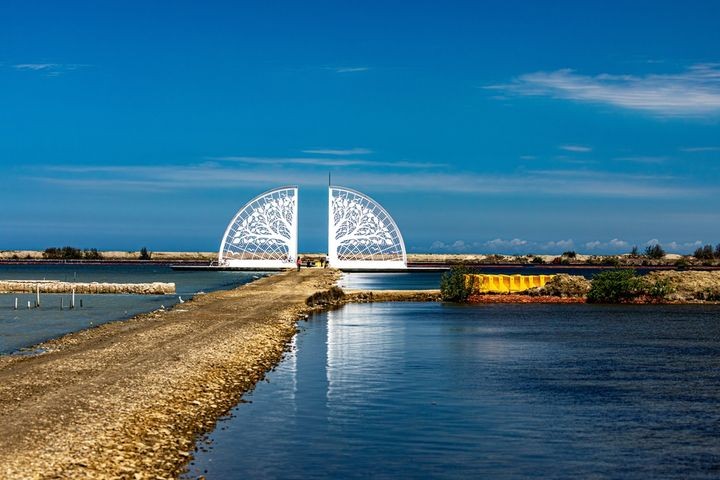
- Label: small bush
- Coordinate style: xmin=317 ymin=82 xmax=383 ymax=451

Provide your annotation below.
xmin=603 ymin=256 xmax=621 ymax=267
xmin=645 ymin=244 xmax=665 ymax=259
xmin=645 ymin=277 xmax=674 ymax=300
xmin=440 ymin=266 xmax=472 ymax=302
xmin=715 ymin=244 xmax=720 ymax=259
xmin=139 ymin=247 xmax=152 ymax=260
xmin=629 ymin=246 xmax=639 ymax=258
xmin=587 ymin=269 xmax=644 ymax=303
xmin=43 ymin=246 xmax=84 ymax=259
xmin=562 ymin=250 xmax=577 ymax=259
xmin=531 ymin=256 xmax=545 ymax=264
xmin=674 ymin=257 xmax=689 ymax=268
xmin=306 ymin=286 xmax=345 ymax=306
xmin=83 ymin=248 xmax=102 ymax=260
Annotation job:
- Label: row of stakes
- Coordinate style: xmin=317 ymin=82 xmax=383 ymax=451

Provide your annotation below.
xmin=13 ymin=285 xmax=83 ymax=310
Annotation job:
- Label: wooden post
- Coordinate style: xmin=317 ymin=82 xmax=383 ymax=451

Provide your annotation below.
xmin=71 ymin=289 xmax=76 ymax=309
xmin=61 ymin=298 xmax=64 ymax=310
xmin=27 ymin=300 xmax=31 ymax=309
xmin=80 ymin=299 xmax=83 ymax=308
xmin=36 ymin=284 xmax=40 ymax=308
xmin=14 ymin=298 xmax=18 ymax=310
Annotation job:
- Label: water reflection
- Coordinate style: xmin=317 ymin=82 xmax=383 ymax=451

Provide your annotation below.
xmin=186 ymin=303 xmax=720 ymax=479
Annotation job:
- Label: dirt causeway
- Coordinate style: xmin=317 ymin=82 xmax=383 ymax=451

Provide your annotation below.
xmin=0 ymin=269 xmax=338 ymax=479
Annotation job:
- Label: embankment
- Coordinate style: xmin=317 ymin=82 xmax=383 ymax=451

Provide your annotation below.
xmin=0 ymin=280 xmax=175 ymax=295
xmin=0 ymin=269 xmax=338 ymax=479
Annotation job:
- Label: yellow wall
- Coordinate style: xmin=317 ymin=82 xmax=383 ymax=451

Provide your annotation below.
xmin=465 ymin=274 xmax=555 ymax=294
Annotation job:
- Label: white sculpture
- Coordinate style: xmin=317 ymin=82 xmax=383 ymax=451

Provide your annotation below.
xmin=218 ymin=186 xmax=298 ymax=268
xmin=328 ymin=186 xmax=407 ymax=269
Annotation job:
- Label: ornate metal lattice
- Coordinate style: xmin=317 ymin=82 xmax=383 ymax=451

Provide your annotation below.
xmin=328 ymin=186 xmax=407 ymax=269
xmin=219 ymin=186 xmax=298 ymax=268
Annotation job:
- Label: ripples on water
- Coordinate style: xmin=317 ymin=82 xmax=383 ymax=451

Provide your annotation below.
xmin=0 ymin=265 xmax=262 ymax=353
xmin=186 ymin=302 xmax=720 ymax=479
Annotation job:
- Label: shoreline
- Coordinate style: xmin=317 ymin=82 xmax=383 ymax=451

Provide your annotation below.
xmin=2 ymin=273 xmax=719 ymax=478
xmin=2 ymin=251 xmax=720 ymax=270
xmin=0 ymin=269 xmax=339 ymax=478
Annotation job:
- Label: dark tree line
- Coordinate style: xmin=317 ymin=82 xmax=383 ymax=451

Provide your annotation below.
xmin=694 ymin=244 xmax=720 ymax=260
xmin=43 ymin=246 xmax=103 ymax=260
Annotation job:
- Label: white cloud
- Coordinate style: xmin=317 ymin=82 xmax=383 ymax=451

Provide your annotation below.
xmin=680 ymin=146 xmax=720 ymax=152
xmin=36 ymin=163 xmax=714 ymax=199
xmin=560 ymin=144 xmax=592 ymax=152
xmin=208 ymin=156 xmax=444 ymax=169
xmin=541 ymin=239 xmax=574 ymax=251
xmin=332 ymin=66 xmax=370 ymax=73
xmin=302 ymin=148 xmax=373 ymax=156
xmin=666 ymin=240 xmax=703 ymax=252
xmin=488 ymin=64 xmax=720 ymax=116
xmin=484 ymin=238 xmax=527 ymax=248
xmin=615 ymin=156 xmax=667 ymax=164
xmin=585 ymin=238 xmax=629 ymax=251
xmin=14 ymin=63 xmax=58 ymax=71
xmin=11 ymin=63 xmax=87 ymax=76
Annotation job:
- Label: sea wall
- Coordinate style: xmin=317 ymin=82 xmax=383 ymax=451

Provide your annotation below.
xmin=0 ymin=280 xmax=175 ymax=295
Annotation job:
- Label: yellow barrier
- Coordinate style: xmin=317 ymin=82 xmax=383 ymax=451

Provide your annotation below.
xmin=465 ymin=274 xmax=555 ymax=294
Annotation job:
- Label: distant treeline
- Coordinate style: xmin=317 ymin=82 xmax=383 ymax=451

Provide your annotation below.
xmin=43 ymin=246 xmax=103 ymax=260
xmin=693 ymin=244 xmax=720 ymax=261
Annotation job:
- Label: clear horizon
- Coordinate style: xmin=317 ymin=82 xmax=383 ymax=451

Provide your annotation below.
xmin=2 ymin=1 xmax=719 ymax=254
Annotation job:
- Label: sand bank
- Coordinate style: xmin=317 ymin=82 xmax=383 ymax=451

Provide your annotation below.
xmin=0 ymin=269 xmax=338 ymax=479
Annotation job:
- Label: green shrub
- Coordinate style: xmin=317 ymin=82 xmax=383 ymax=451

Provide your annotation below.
xmin=674 ymin=257 xmax=689 ymax=268
xmin=587 ymin=269 xmax=644 ymax=303
xmin=645 ymin=277 xmax=674 ymax=299
xmin=562 ymin=250 xmax=577 ymax=259
xmin=531 ymin=256 xmax=545 ymax=264
xmin=139 ymin=247 xmax=152 ymax=260
xmin=440 ymin=266 xmax=472 ymax=302
xmin=603 ymin=256 xmax=621 ymax=267
xmin=83 ymin=248 xmax=102 ymax=260
xmin=43 ymin=246 xmax=84 ymax=259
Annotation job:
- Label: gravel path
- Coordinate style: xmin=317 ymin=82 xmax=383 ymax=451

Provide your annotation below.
xmin=0 ymin=268 xmax=338 ymax=479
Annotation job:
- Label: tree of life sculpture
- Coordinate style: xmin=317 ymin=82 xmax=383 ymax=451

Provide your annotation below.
xmin=328 ymin=186 xmax=407 ymax=270
xmin=218 ymin=186 xmax=298 ymax=268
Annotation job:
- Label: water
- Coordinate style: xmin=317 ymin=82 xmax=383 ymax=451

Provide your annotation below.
xmin=338 ymin=266 xmax=656 ymax=291
xmin=185 ymin=302 xmax=720 ymax=479
xmin=0 ymin=264 xmax=265 ymax=353
xmin=340 ymin=272 xmax=444 ymax=290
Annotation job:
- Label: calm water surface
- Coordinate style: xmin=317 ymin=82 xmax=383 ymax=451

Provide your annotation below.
xmin=338 ymin=266 xmax=646 ymax=291
xmin=0 ymin=264 xmax=264 ymax=353
xmin=186 ymin=302 xmax=720 ymax=479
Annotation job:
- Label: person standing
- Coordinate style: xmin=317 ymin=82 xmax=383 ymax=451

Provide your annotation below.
xmin=296 ymin=256 xmax=302 ymax=271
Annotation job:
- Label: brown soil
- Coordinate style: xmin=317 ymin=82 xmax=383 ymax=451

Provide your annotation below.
xmin=468 ymin=294 xmax=586 ymax=304
xmin=0 ymin=269 xmax=339 ymax=479
xmin=345 ymin=289 xmax=442 ymax=303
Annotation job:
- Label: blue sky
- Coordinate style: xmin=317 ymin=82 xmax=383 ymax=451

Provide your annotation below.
xmin=1 ymin=0 xmax=719 ymax=254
